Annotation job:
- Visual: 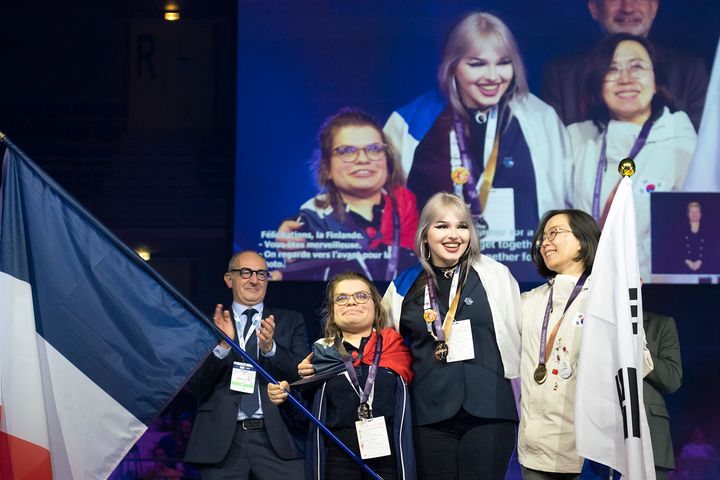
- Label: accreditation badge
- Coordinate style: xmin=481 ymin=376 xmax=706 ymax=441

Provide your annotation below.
xmin=446 ymin=319 xmax=475 ymax=363
xmin=230 ymin=362 xmax=256 ymax=393
xmin=355 ymin=416 xmax=391 ymax=459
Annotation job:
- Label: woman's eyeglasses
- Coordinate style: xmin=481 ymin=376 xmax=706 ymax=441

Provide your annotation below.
xmin=536 ymin=228 xmax=573 ymax=247
xmin=333 ymin=143 xmax=388 ymax=163
xmin=604 ymin=61 xmax=652 ymax=82
xmin=333 ymin=291 xmax=372 ymax=305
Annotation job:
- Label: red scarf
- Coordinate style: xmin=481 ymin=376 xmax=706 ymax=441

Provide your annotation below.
xmin=355 ymin=328 xmax=413 ymax=384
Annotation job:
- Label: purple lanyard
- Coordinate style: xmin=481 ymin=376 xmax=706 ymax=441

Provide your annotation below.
xmin=424 ymin=268 xmax=461 ymax=342
xmin=336 ymin=334 xmax=383 ymax=405
xmin=452 ymin=113 xmax=484 ymax=217
xmin=384 ymin=192 xmax=401 ymax=280
xmin=537 ymin=274 xmax=588 ymax=366
xmin=592 ymin=118 xmax=653 ymax=220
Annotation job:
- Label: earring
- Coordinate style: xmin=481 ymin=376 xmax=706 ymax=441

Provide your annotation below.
xmin=421 ymin=242 xmax=431 ymax=261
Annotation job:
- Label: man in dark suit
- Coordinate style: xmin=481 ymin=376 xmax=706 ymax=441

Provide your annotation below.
xmin=542 ymin=0 xmax=708 ymax=129
xmin=644 ymin=311 xmax=683 ymax=480
xmin=184 ymin=251 xmax=308 ymax=479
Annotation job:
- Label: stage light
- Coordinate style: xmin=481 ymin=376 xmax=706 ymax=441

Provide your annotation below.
xmin=135 ymin=248 xmax=152 ymax=261
xmin=164 ymin=1 xmax=180 ymax=21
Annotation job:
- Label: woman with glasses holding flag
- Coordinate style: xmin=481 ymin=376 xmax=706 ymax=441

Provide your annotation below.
xmin=382 ymin=192 xmax=522 ymax=479
xmin=569 ymin=33 xmax=697 ymax=281
xmin=518 ymin=209 xmax=600 ymax=479
xmin=269 ymin=271 xmax=415 ymax=480
xmin=274 ymin=108 xmax=418 ymax=282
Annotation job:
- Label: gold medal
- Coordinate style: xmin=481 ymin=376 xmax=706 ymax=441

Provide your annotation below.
xmin=423 ymin=309 xmax=437 ymax=323
xmin=534 ymin=364 xmax=547 ymax=384
xmin=434 ymin=341 xmax=449 ymax=362
xmin=451 ymin=166 xmax=470 ymax=185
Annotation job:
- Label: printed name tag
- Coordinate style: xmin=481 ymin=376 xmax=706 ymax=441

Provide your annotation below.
xmin=356 ymin=416 xmax=391 ymax=459
xmin=230 ymin=362 xmax=256 ymax=393
xmin=447 ymin=319 xmax=475 ymax=362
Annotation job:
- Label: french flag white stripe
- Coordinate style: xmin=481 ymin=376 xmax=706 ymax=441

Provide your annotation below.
xmin=1 ymin=272 xmax=147 ymax=479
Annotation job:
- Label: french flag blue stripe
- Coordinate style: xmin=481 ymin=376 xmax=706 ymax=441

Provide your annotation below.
xmin=1 ymin=141 xmax=219 ymax=426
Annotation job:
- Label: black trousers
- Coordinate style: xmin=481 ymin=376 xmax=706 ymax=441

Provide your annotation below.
xmin=324 ymin=426 xmax=398 ymax=480
xmin=414 ymin=410 xmax=516 ymax=480
xmin=198 ymin=423 xmax=304 ymax=480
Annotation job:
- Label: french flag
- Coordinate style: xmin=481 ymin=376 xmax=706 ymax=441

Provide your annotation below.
xmin=0 ymin=138 xmax=218 ymax=479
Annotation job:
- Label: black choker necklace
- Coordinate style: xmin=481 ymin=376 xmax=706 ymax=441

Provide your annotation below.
xmin=434 ymin=263 xmax=460 ymax=279
xmin=473 ymin=110 xmax=488 ymax=125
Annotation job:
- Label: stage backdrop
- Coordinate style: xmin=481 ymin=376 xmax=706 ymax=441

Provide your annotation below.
xmin=233 ymin=0 xmax=719 ymax=283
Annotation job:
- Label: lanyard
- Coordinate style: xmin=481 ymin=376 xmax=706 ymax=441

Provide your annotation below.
xmin=384 ymin=191 xmax=401 ymax=280
xmin=234 ymin=310 xmax=260 ymax=350
xmin=423 ymin=267 xmax=462 ymax=342
xmin=451 ymin=108 xmax=500 ymax=217
xmin=592 ymin=118 xmax=653 ymax=220
xmin=335 ymin=334 xmax=383 ymax=406
xmin=537 ymin=274 xmax=587 ymax=366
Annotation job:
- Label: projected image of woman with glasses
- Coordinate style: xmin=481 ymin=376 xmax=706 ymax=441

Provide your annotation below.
xmin=569 ymin=33 xmax=697 ymax=281
xmin=275 ymin=108 xmax=419 ymax=281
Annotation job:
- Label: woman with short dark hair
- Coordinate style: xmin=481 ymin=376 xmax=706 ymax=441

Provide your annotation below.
xmin=570 ymin=33 xmax=697 ymax=281
xmin=518 ymin=209 xmax=600 ymax=479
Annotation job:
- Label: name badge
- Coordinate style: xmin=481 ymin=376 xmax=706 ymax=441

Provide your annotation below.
xmin=481 ymin=188 xmax=516 ymax=243
xmin=230 ymin=362 xmax=256 ymax=393
xmin=447 ymin=319 xmax=475 ymax=363
xmin=355 ymin=416 xmax=391 ymax=459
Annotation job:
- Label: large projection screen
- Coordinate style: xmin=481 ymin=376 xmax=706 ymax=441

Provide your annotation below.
xmin=234 ymin=0 xmax=719 ymax=284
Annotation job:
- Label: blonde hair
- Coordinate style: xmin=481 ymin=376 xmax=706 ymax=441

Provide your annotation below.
xmin=415 ymin=193 xmax=481 ymax=280
xmin=438 ymin=11 xmax=529 ymax=123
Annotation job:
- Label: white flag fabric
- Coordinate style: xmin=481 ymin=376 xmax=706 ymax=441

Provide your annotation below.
xmin=575 ymin=176 xmax=656 ymax=480
xmin=684 ymin=38 xmax=720 ymax=191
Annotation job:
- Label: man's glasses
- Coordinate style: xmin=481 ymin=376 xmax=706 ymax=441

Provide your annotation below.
xmin=333 ymin=291 xmax=372 ymax=306
xmin=604 ymin=61 xmax=652 ymax=82
xmin=536 ymin=228 xmax=573 ymax=247
xmin=229 ymin=268 xmax=270 ymax=281
xmin=333 ymin=143 xmax=388 ymax=163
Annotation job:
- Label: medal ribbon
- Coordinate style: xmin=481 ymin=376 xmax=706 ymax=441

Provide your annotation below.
xmin=423 ymin=267 xmax=462 ymax=342
xmin=451 ymin=108 xmax=500 ymax=217
xmin=384 ymin=191 xmax=401 ymax=280
xmin=591 ymin=117 xmax=653 ymax=220
xmin=335 ymin=333 xmax=383 ymax=407
xmin=537 ymin=274 xmax=588 ymax=367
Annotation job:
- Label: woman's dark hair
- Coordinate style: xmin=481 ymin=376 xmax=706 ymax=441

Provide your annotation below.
xmin=311 ymin=108 xmax=405 ymax=220
xmin=582 ymin=33 xmax=673 ymax=128
xmin=530 ymin=209 xmax=601 ymax=278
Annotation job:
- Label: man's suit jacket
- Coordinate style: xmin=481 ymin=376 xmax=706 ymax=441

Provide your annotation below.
xmin=542 ymin=43 xmax=708 ymax=130
xmin=644 ymin=311 xmax=683 ymax=470
xmin=184 ymin=306 xmax=308 ymax=464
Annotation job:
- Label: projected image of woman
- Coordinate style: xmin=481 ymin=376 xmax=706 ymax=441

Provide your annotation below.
xmin=276 ymin=109 xmax=418 ymax=281
xmin=569 ymin=33 xmax=697 ymax=281
xmin=384 ymin=11 xmax=572 ymax=280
